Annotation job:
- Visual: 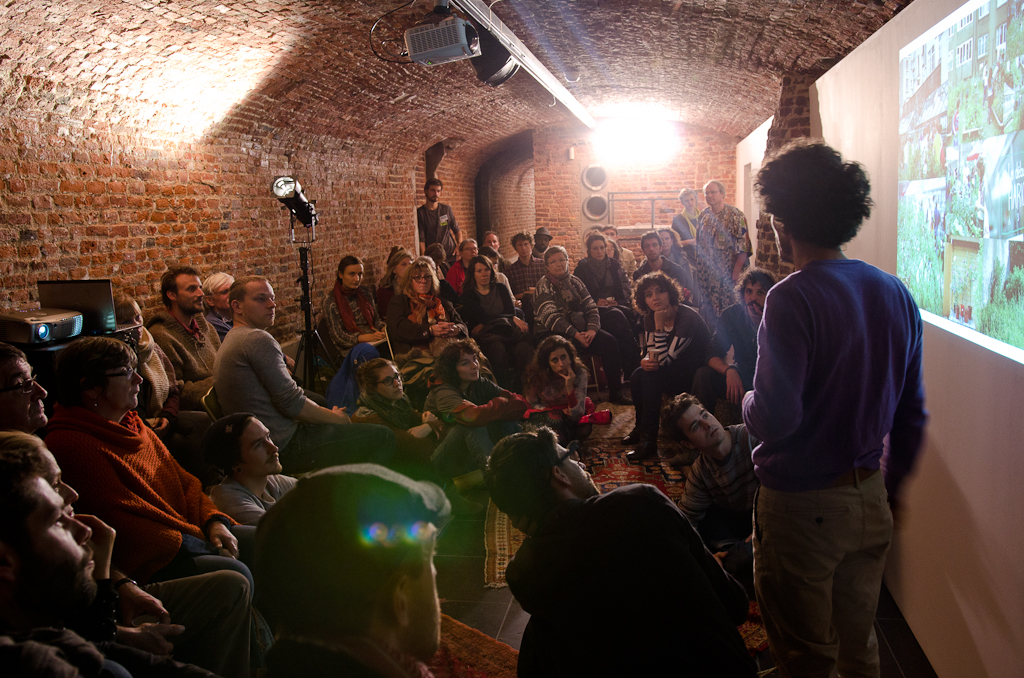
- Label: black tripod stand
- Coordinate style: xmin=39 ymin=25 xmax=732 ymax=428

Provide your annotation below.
xmin=288 ymin=213 xmax=335 ymax=394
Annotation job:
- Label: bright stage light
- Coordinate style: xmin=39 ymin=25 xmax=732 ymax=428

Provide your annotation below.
xmin=592 ymin=115 xmax=681 ymax=166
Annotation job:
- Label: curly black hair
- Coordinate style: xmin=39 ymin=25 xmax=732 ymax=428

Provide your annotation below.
xmin=434 ymin=339 xmax=485 ymax=387
xmin=756 ymin=140 xmax=873 ymax=249
xmin=633 ymin=271 xmax=683 ymax=317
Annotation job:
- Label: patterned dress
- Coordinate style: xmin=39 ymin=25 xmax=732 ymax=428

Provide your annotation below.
xmin=695 ymin=204 xmax=752 ymax=324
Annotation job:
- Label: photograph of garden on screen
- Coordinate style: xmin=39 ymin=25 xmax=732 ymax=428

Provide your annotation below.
xmin=898 ymin=0 xmax=1024 ymax=351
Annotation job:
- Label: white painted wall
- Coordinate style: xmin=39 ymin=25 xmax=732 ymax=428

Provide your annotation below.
xmin=810 ymin=1 xmax=1024 ymax=675
xmin=735 ymin=116 xmax=773 ymax=258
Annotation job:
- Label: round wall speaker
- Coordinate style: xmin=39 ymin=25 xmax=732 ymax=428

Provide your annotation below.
xmin=582 ymin=194 xmax=609 ymax=221
xmin=581 ymin=164 xmax=607 ymax=191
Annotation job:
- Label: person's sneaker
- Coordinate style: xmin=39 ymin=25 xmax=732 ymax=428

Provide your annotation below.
xmin=621 ymin=426 xmax=643 ymax=445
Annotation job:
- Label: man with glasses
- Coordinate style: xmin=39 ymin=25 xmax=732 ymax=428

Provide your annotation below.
xmin=0 ymin=343 xmax=48 ymax=433
xmin=484 ymin=428 xmax=757 ymax=677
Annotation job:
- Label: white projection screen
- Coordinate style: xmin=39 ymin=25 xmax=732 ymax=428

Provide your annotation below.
xmin=898 ymin=0 xmax=1024 ymax=360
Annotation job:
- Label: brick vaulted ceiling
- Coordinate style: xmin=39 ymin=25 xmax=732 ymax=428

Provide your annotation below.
xmin=0 ymin=0 xmax=914 ymax=165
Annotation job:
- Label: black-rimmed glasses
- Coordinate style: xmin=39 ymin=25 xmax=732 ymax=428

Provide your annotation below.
xmin=104 ymin=367 xmax=137 ymax=380
xmin=376 ymin=373 xmax=402 ymax=387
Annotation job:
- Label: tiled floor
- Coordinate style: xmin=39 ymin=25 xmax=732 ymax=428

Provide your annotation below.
xmin=435 ymin=502 xmax=938 ymax=677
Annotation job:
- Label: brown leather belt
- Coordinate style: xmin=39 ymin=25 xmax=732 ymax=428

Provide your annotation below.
xmin=830 ymin=467 xmax=879 ymax=487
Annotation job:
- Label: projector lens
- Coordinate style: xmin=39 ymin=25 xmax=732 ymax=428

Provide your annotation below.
xmin=36 ymin=324 xmax=50 ymax=341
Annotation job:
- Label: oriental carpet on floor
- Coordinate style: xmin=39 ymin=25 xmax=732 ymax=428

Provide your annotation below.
xmin=428 ymin=614 xmax=518 ymax=678
xmin=482 ymin=402 xmax=769 ymax=655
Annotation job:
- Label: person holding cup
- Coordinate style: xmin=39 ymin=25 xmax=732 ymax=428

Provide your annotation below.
xmin=622 ymin=272 xmax=711 ymax=462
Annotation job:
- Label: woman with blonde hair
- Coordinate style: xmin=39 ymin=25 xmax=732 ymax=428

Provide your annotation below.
xmin=376 ymin=246 xmax=414 ymax=314
xmin=385 ymin=256 xmax=468 ymax=405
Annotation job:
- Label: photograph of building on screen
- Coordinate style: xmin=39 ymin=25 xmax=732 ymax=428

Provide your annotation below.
xmin=898 ymin=0 xmax=1024 ymax=350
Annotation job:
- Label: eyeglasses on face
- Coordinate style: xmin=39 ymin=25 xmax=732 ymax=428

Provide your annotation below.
xmin=377 ymin=373 xmax=402 ymax=387
xmin=0 ymin=376 xmax=38 ymax=394
xmin=104 ymin=367 xmax=137 ymax=380
xmin=411 ymin=274 xmax=431 ymax=282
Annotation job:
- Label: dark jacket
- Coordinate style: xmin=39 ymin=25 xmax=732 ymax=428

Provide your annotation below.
xmin=573 ymin=257 xmax=631 ymax=307
xmin=385 ymin=293 xmax=467 ymax=355
xmin=459 ymin=282 xmax=518 ymax=333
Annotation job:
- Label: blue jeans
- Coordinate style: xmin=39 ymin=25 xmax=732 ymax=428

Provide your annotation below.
xmin=432 ymin=420 xmax=520 ymax=478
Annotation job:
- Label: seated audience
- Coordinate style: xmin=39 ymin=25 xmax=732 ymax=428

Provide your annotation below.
xmin=692 ymin=267 xmax=776 ymax=413
xmin=202 ymin=272 xmax=235 ymax=341
xmin=524 ymin=335 xmax=596 ymax=445
xmin=659 ymin=227 xmax=688 ymax=269
xmin=535 ymin=246 xmax=636 ymax=405
xmin=256 ymin=465 xmax=450 ymax=678
xmin=478 ymin=244 xmax=517 ymax=302
xmin=459 ymin=254 xmax=533 ymax=390
xmin=114 ymin=294 xmax=220 ymax=487
xmin=0 ymin=342 xmax=48 ymax=434
xmin=215 ymin=276 xmax=395 ymax=474
xmin=376 ymin=246 xmax=414 ymax=316
xmin=573 ymin=232 xmax=635 ymax=330
xmin=353 ymin=358 xmax=482 ymax=513
xmin=445 ymin=238 xmax=478 ymax=295
xmin=623 ymin=272 xmax=710 ymax=461
xmin=484 ymin=428 xmax=757 ymax=677
xmin=424 ymin=340 xmax=527 ymax=479
xmin=45 ymin=336 xmax=255 ymax=587
xmin=601 ymin=225 xmax=637 ymax=276
xmin=385 ymin=257 xmax=468 ymax=404
xmin=146 ymin=266 xmax=221 ymax=411
xmin=205 ymin=412 xmax=297 ymax=526
xmin=662 ymin=394 xmax=759 ymax=591
xmin=0 ymin=431 xmax=251 ymax=677
xmin=671 ymin=187 xmax=700 ymax=267
xmin=632 ymin=230 xmax=692 ymax=298
xmin=482 ymin=230 xmax=510 ymax=272
xmin=506 ymin=231 xmax=546 ymax=313
xmin=424 ymin=243 xmax=460 ymax=304
xmin=321 ymin=254 xmax=387 ymax=361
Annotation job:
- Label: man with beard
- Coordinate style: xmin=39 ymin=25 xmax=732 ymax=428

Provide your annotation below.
xmin=484 ymin=428 xmax=757 ymax=677
xmin=0 ymin=431 xmax=219 ymax=677
xmin=691 ymin=268 xmax=776 ymax=414
xmin=256 ymin=464 xmax=450 ymax=678
xmin=417 ymin=178 xmax=461 ymax=260
xmin=147 ymin=266 xmax=221 ymax=411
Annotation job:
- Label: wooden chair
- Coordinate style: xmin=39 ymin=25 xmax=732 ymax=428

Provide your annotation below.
xmin=202 ymin=386 xmax=224 ymax=422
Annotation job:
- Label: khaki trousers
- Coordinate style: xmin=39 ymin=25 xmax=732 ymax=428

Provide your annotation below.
xmin=753 ymin=470 xmax=893 ymax=678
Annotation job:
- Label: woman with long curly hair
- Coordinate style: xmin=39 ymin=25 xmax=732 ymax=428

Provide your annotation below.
xmin=523 ymin=335 xmax=599 ymax=444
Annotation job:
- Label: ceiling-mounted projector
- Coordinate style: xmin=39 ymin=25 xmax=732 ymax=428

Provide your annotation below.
xmin=405 ymin=17 xmax=480 ymax=65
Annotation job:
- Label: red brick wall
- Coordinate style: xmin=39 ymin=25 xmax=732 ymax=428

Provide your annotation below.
xmin=530 ymin=122 xmax=738 ymax=266
xmin=487 ymin=160 xmax=535 ymax=260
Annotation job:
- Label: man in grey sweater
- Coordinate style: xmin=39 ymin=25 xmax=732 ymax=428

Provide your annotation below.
xmin=213 ymin=276 xmax=394 ymax=474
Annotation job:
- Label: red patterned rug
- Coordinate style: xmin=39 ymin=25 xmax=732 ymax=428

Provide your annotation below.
xmin=428 ymin=614 xmax=518 ymax=678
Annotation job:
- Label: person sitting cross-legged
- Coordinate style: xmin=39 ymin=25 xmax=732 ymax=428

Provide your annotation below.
xmin=523 ymin=335 xmax=597 ymax=446
xmin=623 ymin=271 xmax=711 ymax=462
xmin=534 ymin=246 xmax=635 ymax=405
xmin=662 ymin=393 xmax=759 ymax=593
xmin=205 ymin=413 xmax=297 ymax=526
xmin=484 ymin=428 xmax=757 ymax=677
xmin=423 ymin=340 xmax=527 ymax=482
xmin=215 ymin=275 xmax=396 ymax=475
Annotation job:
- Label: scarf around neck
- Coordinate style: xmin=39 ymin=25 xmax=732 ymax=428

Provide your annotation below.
xmin=334 ymin=280 xmax=376 ymax=334
xmin=357 ymin=390 xmax=420 ymax=430
xmin=407 ymin=293 xmax=447 ymax=325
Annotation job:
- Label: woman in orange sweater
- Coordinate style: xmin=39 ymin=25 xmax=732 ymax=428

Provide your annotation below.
xmin=46 ymin=337 xmax=254 ymax=587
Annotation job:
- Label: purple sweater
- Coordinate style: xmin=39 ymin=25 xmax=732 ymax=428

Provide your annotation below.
xmin=742 ymin=259 xmax=927 ymax=495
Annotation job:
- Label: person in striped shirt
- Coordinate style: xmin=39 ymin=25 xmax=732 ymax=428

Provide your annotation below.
xmin=622 ymin=271 xmax=710 ymax=462
xmin=663 ymin=392 xmax=758 ymax=594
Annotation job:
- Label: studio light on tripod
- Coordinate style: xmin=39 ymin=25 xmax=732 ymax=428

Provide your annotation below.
xmin=272 ymin=176 xmax=317 ymax=226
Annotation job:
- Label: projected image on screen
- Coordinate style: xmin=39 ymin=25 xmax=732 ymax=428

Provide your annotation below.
xmin=898 ymin=0 xmax=1024 ymax=351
